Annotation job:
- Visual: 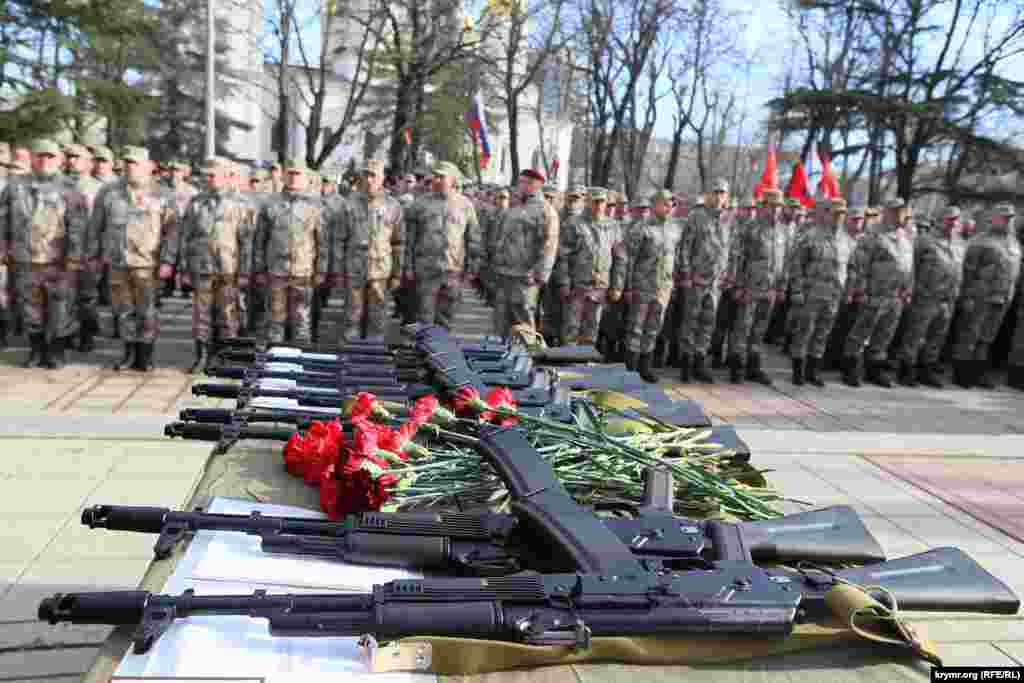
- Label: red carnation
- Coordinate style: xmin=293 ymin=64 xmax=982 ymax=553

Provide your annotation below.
xmin=483 ymin=386 xmax=519 ymax=427
xmin=411 ymin=394 xmax=457 ymax=427
xmin=452 ymin=386 xmax=487 ymax=416
xmin=283 ymin=432 xmax=308 ymax=477
xmin=350 ymin=392 xmax=379 ymax=421
xmin=319 ymin=464 xmax=341 ymax=518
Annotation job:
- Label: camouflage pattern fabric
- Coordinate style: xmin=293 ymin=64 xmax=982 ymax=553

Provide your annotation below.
xmin=110 ymin=267 xmax=159 ymax=342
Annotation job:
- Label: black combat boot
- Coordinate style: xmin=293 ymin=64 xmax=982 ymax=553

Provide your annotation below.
xmin=791 ymin=357 xmax=805 ymax=386
xmin=637 ymin=353 xmax=658 ymax=384
xmin=190 ymin=340 xmax=208 ymax=374
xmin=678 ymin=353 xmax=692 ymax=383
xmin=41 ymin=337 xmax=66 ymax=370
xmin=0 ymin=318 xmax=8 ymax=350
xmin=22 ymin=333 xmax=44 ymax=368
xmin=78 ymin=318 xmax=99 ymax=352
xmin=952 ymin=360 xmax=973 ymax=388
xmin=693 ymin=353 xmax=714 ymax=383
xmin=919 ymin=363 xmax=945 ymax=389
xmin=727 ymin=353 xmax=744 ymax=383
xmin=897 ymin=360 xmax=917 ymax=387
xmin=134 ymin=342 xmax=155 ymax=372
xmin=841 ymin=355 xmax=862 ymax=387
xmin=975 ymin=360 xmax=996 ymax=389
xmin=711 ymin=346 xmax=725 ymax=369
xmin=1007 ymin=365 xmax=1024 ymax=391
xmin=624 ymin=350 xmax=637 ymax=371
xmin=806 ymin=356 xmax=826 ymax=387
xmin=111 ymin=314 xmax=121 ymax=339
xmin=113 ymin=342 xmax=137 ymax=371
xmin=865 ymin=359 xmax=893 ymax=388
xmin=652 ymin=337 xmax=666 ymax=369
xmin=666 ymin=340 xmax=680 ymax=368
xmin=746 ymin=352 xmax=773 ymax=386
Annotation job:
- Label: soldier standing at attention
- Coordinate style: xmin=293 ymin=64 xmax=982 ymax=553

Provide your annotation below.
xmin=253 ymin=159 xmax=324 ymax=344
xmin=840 ymin=198 xmax=914 ymax=387
xmin=62 ymin=144 xmax=104 ymax=352
xmin=93 ymin=146 xmax=178 ymax=371
xmin=726 ymin=188 xmax=787 ymax=385
xmin=676 ymin=178 xmax=735 ymax=383
xmin=333 ymin=159 xmax=403 ymax=343
xmin=404 ymin=162 xmax=481 ymax=331
xmin=951 ymin=203 xmax=1022 ymax=389
xmin=0 ymin=142 xmax=14 ymax=348
xmin=6 ymin=140 xmax=87 ymax=368
xmin=488 ymin=168 xmax=559 ymax=339
xmin=895 ymin=206 xmax=965 ymax=388
xmin=175 ymin=157 xmax=254 ymax=371
xmin=616 ymin=190 xmax=679 ymax=383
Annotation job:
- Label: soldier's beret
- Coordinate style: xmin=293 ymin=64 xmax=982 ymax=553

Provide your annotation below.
xmin=91 ymin=146 xmax=114 ymax=161
xmin=362 ymin=159 xmax=386 ymax=175
xmin=943 ymin=206 xmax=962 ymax=219
xmin=520 ymin=168 xmax=545 ymax=182
xmin=994 ymin=202 xmax=1016 ymax=217
xmin=432 ymin=161 xmax=461 ymax=178
xmin=711 ymin=177 xmax=729 ymax=193
xmin=284 ymin=158 xmax=308 ymax=172
xmin=588 ymin=187 xmax=608 ymax=201
xmin=32 ymin=139 xmax=62 ymax=156
xmin=121 ymin=146 xmax=150 ymax=163
xmin=652 ymin=189 xmax=674 ymax=203
xmin=884 ymin=197 xmax=906 ymax=210
xmin=762 ymin=189 xmax=784 ymax=205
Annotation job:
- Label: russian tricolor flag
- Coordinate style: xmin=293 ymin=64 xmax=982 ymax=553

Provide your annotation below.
xmin=465 ymin=91 xmax=492 ymax=169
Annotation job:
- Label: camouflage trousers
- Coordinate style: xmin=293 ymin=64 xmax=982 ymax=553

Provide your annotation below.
xmin=0 ymin=264 xmax=10 ymax=326
xmin=77 ymin=269 xmax=100 ymax=336
xmin=492 ymin=279 xmax=541 ymax=340
xmin=562 ymin=292 xmax=605 ymax=344
xmin=898 ymin=299 xmax=955 ymax=365
xmin=843 ymin=298 xmax=904 ymax=361
xmin=22 ymin=266 xmax=78 ymax=342
xmin=111 ymin=268 xmax=160 ymax=342
xmin=626 ymin=298 xmax=668 ymax=354
xmin=247 ymin=286 xmax=266 ymax=338
xmin=1010 ymin=297 xmax=1024 ymax=367
xmin=267 ymin=276 xmax=312 ymax=344
xmin=415 ymin=273 xmax=464 ymax=331
xmin=790 ymin=297 xmax=839 ymax=360
xmin=677 ymin=286 xmax=721 ymax=355
xmin=192 ymin=274 xmax=241 ymax=342
xmin=342 ymin=279 xmax=389 ymax=342
xmin=952 ymin=299 xmax=1010 ymax=362
xmin=729 ymin=297 xmax=776 ymax=357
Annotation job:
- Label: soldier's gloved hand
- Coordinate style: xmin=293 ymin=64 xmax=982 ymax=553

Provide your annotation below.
xmin=401 ymin=274 xmax=414 ymax=287
xmin=527 ymin=273 xmax=544 ymax=287
xmin=849 ymin=289 xmax=865 ymax=304
xmin=721 ymin=273 xmax=736 ymax=289
xmin=898 ymin=287 xmax=913 ymax=305
xmin=692 ymin=274 xmax=708 ymax=287
xmin=388 ymin=276 xmax=401 ymax=291
xmin=607 ymin=289 xmax=622 ymax=303
xmin=559 ymin=286 xmax=572 ymax=302
xmin=254 ymin=273 xmax=268 ymax=286
xmin=180 ymin=273 xmax=192 ymax=289
xmin=158 ymin=263 xmax=174 ymax=280
xmin=238 ymin=274 xmax=250 ymax=288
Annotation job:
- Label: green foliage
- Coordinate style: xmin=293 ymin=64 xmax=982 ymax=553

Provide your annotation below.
xmin=0 ymin=88 xmax=74 ymax=142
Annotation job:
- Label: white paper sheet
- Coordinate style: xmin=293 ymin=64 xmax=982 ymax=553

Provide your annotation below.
xmin=112 ymin=497 xmax=436 ymax=683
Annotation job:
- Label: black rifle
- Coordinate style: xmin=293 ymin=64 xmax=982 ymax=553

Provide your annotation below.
xmin=40 ymin=428 xmax=1020 ymax=653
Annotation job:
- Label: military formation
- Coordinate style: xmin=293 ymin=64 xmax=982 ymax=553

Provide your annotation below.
xmin=2 ymin=138 xmax=1024 ymax=392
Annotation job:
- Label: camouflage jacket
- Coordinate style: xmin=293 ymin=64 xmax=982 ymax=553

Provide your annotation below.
xmin=728 ymin=214 xmax=787 ymax=294
xmin=4 ymin=174 xmax=87 ymax=268
xmin=490 ymin=192 xmax=559 ymax=282
xmin=788 ymin=226 xmax=843 ymax=303
xmin=911 ymin=233 xmax=964 ymax=304
xmin=253 ymin=191 xmax=324 ymax=279
xmin=179 ymin=190 xmax=255 ymax=278
xmin=405 ymin=191 xmax=480 ymax=279
xmin=554 ymin=211 xmax=624 ymax=291
xmin=162 ymin=182 xmax=199 ymax=265
xmin=334 ymin=191 xmax=404 ymax=288
xmin=846 ymin=225 xmax=914 ymax=301
xmin=616 ymin=215 xmax=683 ymax=305
xmin=678 ymin=207 xmax=735 ymax=290
xmin=836 ymin=231 xmax=861 ymax=291
xmin=94 ymin=181 xmax=178 ymax=270
xmin=960 ymin=226 xmax=1022 ymax=304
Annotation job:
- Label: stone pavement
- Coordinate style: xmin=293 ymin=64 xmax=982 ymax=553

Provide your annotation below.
xmin=0 ymin=293 xmax=1021 ymax=680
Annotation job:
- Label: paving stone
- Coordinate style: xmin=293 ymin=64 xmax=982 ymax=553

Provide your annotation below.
xmin=37 ymin=521 xmax=163 ymax=562
xmin=0 ymin=479 xmax=99 ymax=516
xmin=903 ymin=618 xmax=1024 ymax=643
xmin=993 ymin=642 xmax=1024 ymax=665
xmin=935 ymin=642 xmax=1022 ymax=667
xmin=859 ymin=516 xmax=932 ymax=557
xmin=0 ymin=646 xmax=100 ymax=678
xmin=81 ymin=471 xmax=203 ymax=509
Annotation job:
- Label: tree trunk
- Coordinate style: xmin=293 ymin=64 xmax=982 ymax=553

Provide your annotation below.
xmin=388 ymin=78 xmax=415 ymax=172
xmin=663 ymin=123 xmax=684 ymax=190
xmin=508 ymin=99 xmax=520 ymax=179
xmin=408 ymin=79 xmax=427 ymax=172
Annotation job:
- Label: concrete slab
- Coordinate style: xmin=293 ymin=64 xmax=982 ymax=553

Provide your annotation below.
xmin=0 ymin=647 xmax=101 ymax=679
xmin=994 ymin=642 xmax=1024 ymax=665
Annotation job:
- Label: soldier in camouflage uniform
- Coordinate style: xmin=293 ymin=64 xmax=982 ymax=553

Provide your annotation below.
xmin=174 ymin=157 xmax=254 ymax=371
xmin=554 ymin=187 xmax=624 ymax=347
xmin=0 ymin=142 xmax=13 ymax=348
xmin=93 ymin=146 xmax=179 ymax=371
xmin=332 ymin=159 xmax=403 ymax=343
xmin=895 ymin=205 xmax=965 ymax=388
xmin=614 ymin=190 xmax=680 ymax=383
xmin=61 ymin=144 xmax=105 ymax=352
xmin=544 ymin=184 xmax=587 ymax=345
xmin=676 ymin=178 xmax=736 ymax=383
xmin=252 ymin=159 xmax=324 ymax=344
xmin=487 ymin=168 xmax=559 ymax=339
xmin=841 ymin=198 xmax=915 ymax=388
xmin=725 ymin=189 xmax=787 ymax=385
xmin=787 ymin=199 xmax=847 ymax=387
xmin=951 ymin=203 xmax=1022 ymax=389
xmin=403 ymin=161 xmax=480 ymax=331
xmin=5 ymin=140 xmax=88 ymax=368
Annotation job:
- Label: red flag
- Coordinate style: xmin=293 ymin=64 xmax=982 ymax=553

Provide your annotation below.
xmin=817 ymin=147 xmax=841 ymax=200
xmin=753 ymin=145 xmax=779 ymax=199
xmin=785 ymin=161 xmax=816 ymax=208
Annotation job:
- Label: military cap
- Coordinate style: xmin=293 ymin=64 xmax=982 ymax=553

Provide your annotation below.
xmin=121 ymin=146 xmax=149 ymax=163
xmin=91 ymin=145 xmax=114 ymax=161
xmin=0 ymin=142 xmax=9 ymax=164
xmin=785 ymin=197 xmax=802 ymax=208
xmin=883 ymin=197 xmax=906 ymax=210
xmin=432 ymin=160 xmax=461 ymax=178
xmin=566 ymin=185 xmax=587 ymax=198
xmin=270 ymin=162 xmax=283 ymax=172
xmin=588 ymin=187 xmax=608 ymax=201
xmin=630 ymin=196 xmax=650 ymax=209
xmin=651 ymin=189 xmax=673 ymax=203
xmin=496 ymin=187 xmax=511 ymax=197
xmin=32 ymin=139 xmax=62 ymax=156
xmin=828 ymin=198 xmax=848 ymax=211
xmin=200 ymin=157 xmax=225 ymax=174
xmin=362 ymin=159 xmax=386 ymax=175
xmin=942 ymin=206 xmax=961 ymax=219
xmin=711 ymin=177 xmax=729 ymax=193
xmin=520 ymin=168 xmax=545 ymax=182
xmin=694 ymin=195 xmax=706 ymax=206
xmin=848 ymin=206 xmax=866 ymax=219
xmin=994 ymin=202 xmax=1016 ymax=216
xmin=866 ymin=206 xmax=880 ymax=217
xmin=168 ymin=159 xmax=189 ymax=171
xmin=284 ymin=158 xmax=308 ymax=172
xmin=742 ymin=196 xmax=758 ymax=208
xmin=762 ymin=189 xmax=784 ymax=205
xmin=63 ymin=143 xmax=90 ymax=158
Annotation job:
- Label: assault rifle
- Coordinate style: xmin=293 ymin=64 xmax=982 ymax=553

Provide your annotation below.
xmin=40 ymin=428 xmax=1020 ymax=654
